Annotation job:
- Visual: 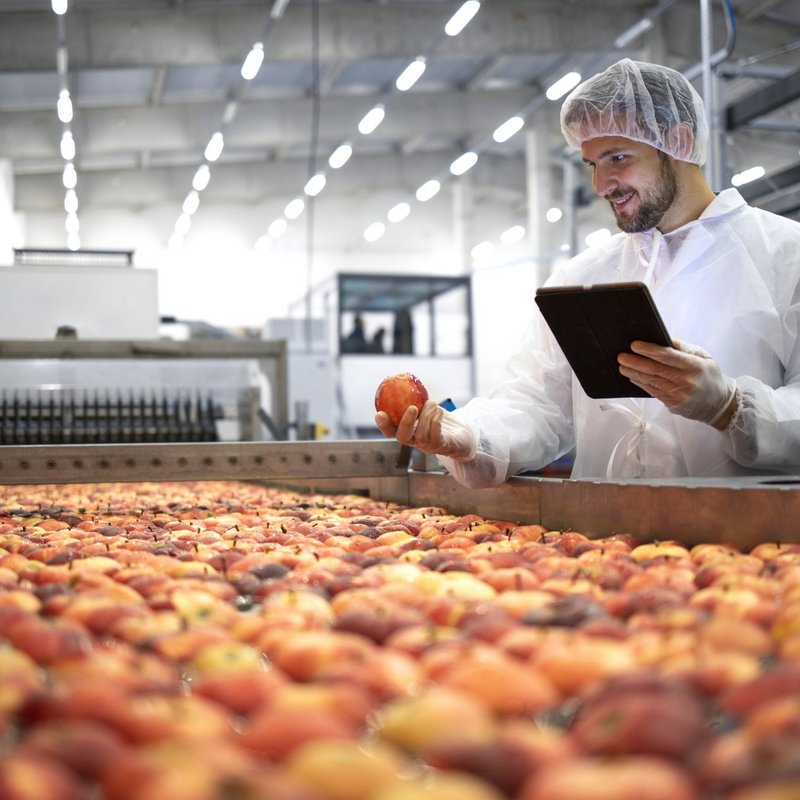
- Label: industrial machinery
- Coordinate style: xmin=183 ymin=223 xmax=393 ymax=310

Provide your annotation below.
xmin=0 ymin=338 xmax=290 ymax=445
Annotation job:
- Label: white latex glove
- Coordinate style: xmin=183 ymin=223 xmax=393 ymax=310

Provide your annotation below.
xmin=617 ymin=339 xmax=737 ymax=428
xmin=375 ymin=400 xmax=477 ymax=460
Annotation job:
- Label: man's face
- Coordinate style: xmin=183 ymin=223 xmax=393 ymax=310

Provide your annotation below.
xmin=580 ymin=136 xmax=678 ymax=233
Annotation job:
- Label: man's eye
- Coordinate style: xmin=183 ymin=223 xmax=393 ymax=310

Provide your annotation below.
xmin=612 ymin=154 xmax=627 ymax=163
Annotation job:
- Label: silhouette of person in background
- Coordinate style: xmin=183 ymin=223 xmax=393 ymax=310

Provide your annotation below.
xmin=342 ymin=314 xmax=368 ymax=353
xmin=392 ymin=309 xmax=414 ymax=354
xmin=370 ymin=327 xmax=386 ymax=353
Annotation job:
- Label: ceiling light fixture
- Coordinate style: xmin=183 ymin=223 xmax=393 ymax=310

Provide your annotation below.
xmin=64 ymin=189 xmax=78 ymax=214
xmin=65 ymin=212 xmax=79 ymax=234
xmin=57 ymin=89 xmax=73 ymax=123
xmin=51 ymin=0 xmax=68 ymax=15
xmin=387 ymin=202 xmax=410 ymax=223
xmin=364 ymin=222 xmax=386 ymax=242
xmin=328 ymin=143 xmax=353 ymax=169
xmin=241 ymin=43 xmax=265 ymax=80
xmin=204 ymin=132 xmax=224 ymax=162
xmin=546 ymin=206 xmax=563 ymax=223
xmin=493 ymin=116 xmax=524 ymax=143
xmin=444 ymin=1 xmax=480 ymax=37
xmin=415 ymin=179 xmax=441 ymax=202
xmin=731 ymin=165 xmax=765 ymax=186
xmin=174 ymin=213 xmax=192 ymax=236
xmin=358 ymin=104 xmax=385 ymax=135
xmin=304 ymin=172 xmax=327 ymax=197
xmin=66 ymin=232 xmax=80 ymax=251
xmin=395 ymin=57 xmax=427 ymax=92
xmin=470 ymin=241 xmax=495 ymax=261
xmin=59 ymin=130 xmax=75 ymax=161
xmin=546 ymin=71 xmax=582 ymax=101
xmin=500 ymin=224 xmax=526 ymax=245
xmin=182 ymin=191 xmax=200 ymax=215
xmin=62 ymin=163 xmax=77 ymax=189
xmin=450 ymin=151 xmax=478 ymax=176
xmin=284 ymin=198 xmax=305 ymax=219
xmin=268 ymin=218 xmax=288 ymax=239
xmin=192 ymin=165 xmax=211 ymax=192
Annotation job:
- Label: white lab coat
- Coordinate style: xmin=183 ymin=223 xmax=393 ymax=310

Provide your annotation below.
xmin=441 ymin=189 xmax=800 ymax=487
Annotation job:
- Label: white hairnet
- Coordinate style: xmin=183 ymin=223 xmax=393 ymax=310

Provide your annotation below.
xmin=560 ymin=59 xmax=709 ymax=165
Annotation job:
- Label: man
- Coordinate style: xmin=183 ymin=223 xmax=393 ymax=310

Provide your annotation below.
xmin=375 ymin=59 xmax=800 ymax=487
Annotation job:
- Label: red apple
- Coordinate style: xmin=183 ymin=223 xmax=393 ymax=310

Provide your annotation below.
xmin=374 ymin=373 xmax=429 ymax=426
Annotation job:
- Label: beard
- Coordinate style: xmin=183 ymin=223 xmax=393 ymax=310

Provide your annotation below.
xmin=608 ymin=153 xmax=678 ymax=233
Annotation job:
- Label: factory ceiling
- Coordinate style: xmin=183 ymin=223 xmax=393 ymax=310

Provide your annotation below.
xmin=0 ymin=0 xmax=798 ymax=251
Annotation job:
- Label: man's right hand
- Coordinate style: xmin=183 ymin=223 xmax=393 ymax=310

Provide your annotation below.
xmin=375 ymin=400 xmax=476 ymax=460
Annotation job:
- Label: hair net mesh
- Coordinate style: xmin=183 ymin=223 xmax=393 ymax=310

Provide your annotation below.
xmin=560 ymin=59 xmax=709 ymax=165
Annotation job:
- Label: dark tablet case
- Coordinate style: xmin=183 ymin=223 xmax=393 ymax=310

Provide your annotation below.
xmin=534 ymin=281 xmax=673 ymax=399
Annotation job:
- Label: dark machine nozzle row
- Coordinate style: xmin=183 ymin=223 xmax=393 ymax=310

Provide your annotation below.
xmin=0 ymin=390 xmax=224 ymax=445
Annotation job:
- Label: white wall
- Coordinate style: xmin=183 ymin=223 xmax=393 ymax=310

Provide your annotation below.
xmin=18 ymin=186 xmax=563 ymax=397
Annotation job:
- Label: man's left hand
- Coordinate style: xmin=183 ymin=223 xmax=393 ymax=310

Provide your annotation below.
xmin=618 ymin=339 xmax=737 ymax=429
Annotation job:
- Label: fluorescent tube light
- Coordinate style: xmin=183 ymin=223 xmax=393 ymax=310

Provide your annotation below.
xmin=445 ymin=1 xmax=480 ymax=36
xmin=66 ymin=232 xmax=80 ymax=251
xmin=192 ymin=165 xmax=211 ymax=191
xmin=174 ymin=213 xmax=192 ymax=236
xmin=396 ymin=58 xmax=426 ymax=92
xmin=64 ymin=190 xmax=78 ymax=214
xmin=470 ymin=241 xmax=495 ymax=261
xmin=268 ymin=218 xmax=288 ymax=239
xmin=546 ymin=71 xmax=581 ymax=101
xmin=62 ymin=163 xmax=77 ymax=189
xmin=731 ymin=166 xmax=765 ymax=186
xmin=328 ymin=143 xmax=353 ymax=169
xmin=204 ymin=132 xmax=224 ymax=162
xmin=415 ymin=179 xmax=441 ymax=202
xmin=284 ymin=198 xmax=305 ymax=219
xmin=57 ymin=90 xmax=73 ymax=123
xmin=60 ymin=131 xmax=75 ymax=161
xmin=358 ymin=104 xmax=385 ymax=135
xmin=182 ymin=191 xmax=200 ymax=215
xmin=65 ymin=212 xmax=79 ymax=234
xmin=500 ymin=225 xmax=525 ymax=245
xmin=304 ymin=172 xmax=327 ymax=197
xmin=364 ymin=222 xmax=386 ymax=242
xmin=493 ymin=116 xmax=524 ymax=143
xmin=52 ymin=0 xmax=68 ymax=14
xmin=241 ymin=43 xmax=264 ymax=80
xmin=450 ymin=151 xmax=478 ymax=176
xmin=387 ymin=202 xmax=410 ymax=223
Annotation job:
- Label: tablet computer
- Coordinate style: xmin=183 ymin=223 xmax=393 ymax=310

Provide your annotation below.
xmin=534 ymin=281 xmax=673 ymax=399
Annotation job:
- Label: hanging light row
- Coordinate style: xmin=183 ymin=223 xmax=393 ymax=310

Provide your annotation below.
xmin=53 ymin=0 xmax=80 ymax=251
xmin=169 ymin=0 xmax=292 ymax=250
xmin=253 ymin=0 xmax=485 ymax=255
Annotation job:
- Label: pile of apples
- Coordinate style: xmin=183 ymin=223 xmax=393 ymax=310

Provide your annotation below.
xmin=1 ymin=480 xmax=800 ymax=800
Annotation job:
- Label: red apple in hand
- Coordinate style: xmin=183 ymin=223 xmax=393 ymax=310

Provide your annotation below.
xmin=375 ymin=372 xmax=429 ymax=426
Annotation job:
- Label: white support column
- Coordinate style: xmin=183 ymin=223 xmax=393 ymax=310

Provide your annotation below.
xmin=452 ymin=174 xmax=475 ymax=276
xmin=525 ymin=120 xmax=557 ymax=286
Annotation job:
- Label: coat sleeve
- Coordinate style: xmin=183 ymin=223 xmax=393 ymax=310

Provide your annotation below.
xmin=437 ymin=310 xmax=577 ymax=488
xmin=722 ymin=242 xmax=800 ymax=471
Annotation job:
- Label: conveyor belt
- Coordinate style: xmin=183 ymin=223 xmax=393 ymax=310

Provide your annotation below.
xmin=0 ymin=440 xmax=798 ymax=549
